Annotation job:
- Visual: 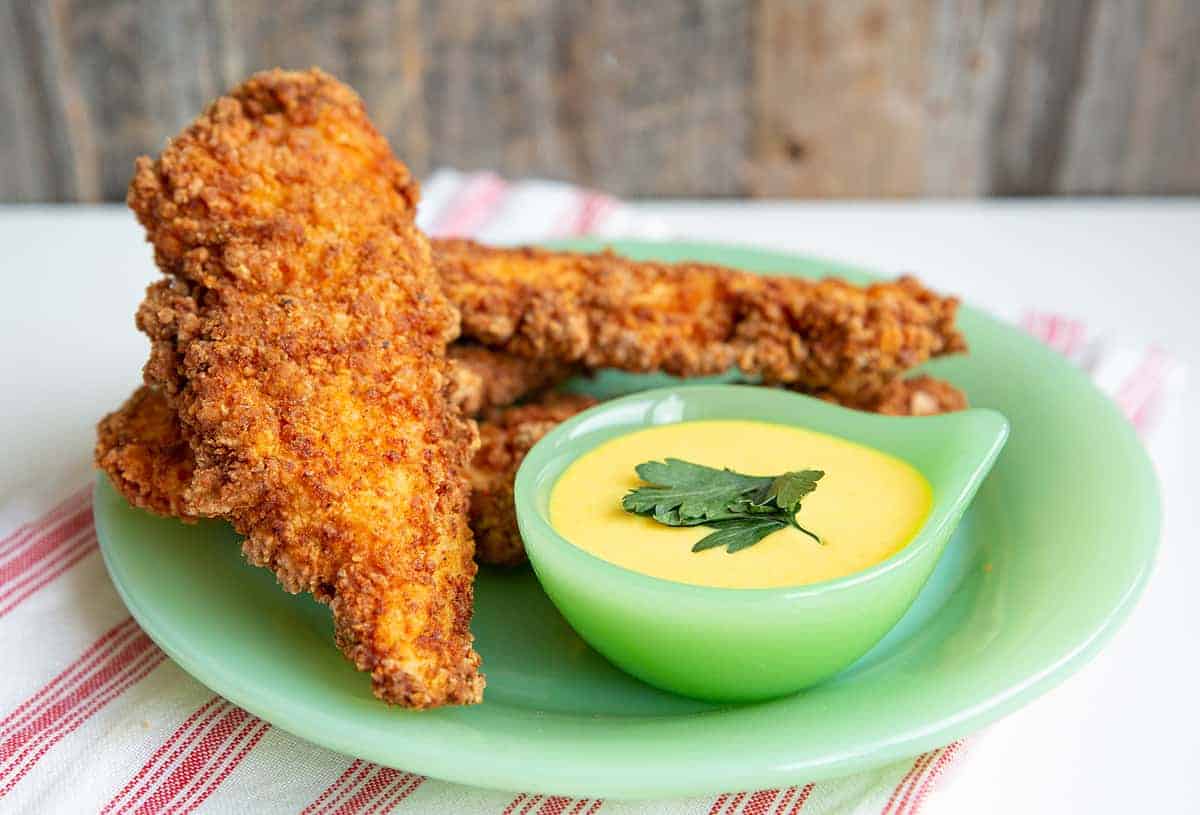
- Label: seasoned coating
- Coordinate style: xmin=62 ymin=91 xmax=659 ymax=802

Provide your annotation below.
xmin=863 ymin=374 xmax=968 ymax=415
xmin=448 ymin=344 xmax=577 ymax=417
xmin=96 ymin=386 xmax=197 ymax=521
xmin=95 ymin=340 xmax=582 ymax=525
xmin=95 ymin=386 xmax=598 ymax=568
xmin=468 ymin=394 xmax=600 ymax=566
xmin=813 ymin=374 xmax=968 ymax=416
xmin=433 ymin=240 xmax=967 ymax=403
xmin=125 ymin=69 xmax=483 ymax=708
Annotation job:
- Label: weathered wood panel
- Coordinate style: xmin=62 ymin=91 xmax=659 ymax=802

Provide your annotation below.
xmin=0 ymin=0 xmax=1196 ymax=201
xmin=921 ymin=0 xmax=1200 ymax=196
xmin=750 ymin=0 xmax=933 ymax=197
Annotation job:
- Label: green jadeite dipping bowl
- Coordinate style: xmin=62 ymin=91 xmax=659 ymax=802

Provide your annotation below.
xmin=515 ymin=385 xmax=1009 ymax=703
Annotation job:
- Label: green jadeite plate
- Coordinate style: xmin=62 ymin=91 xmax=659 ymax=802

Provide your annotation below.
xmin=95 ymin=240 xmax=1160 ymax=799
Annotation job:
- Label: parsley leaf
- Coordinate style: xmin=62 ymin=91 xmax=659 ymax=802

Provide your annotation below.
xmin=762 ymin=470 xmax=824 ymax=514
xmin=691 ymin=517 xmax=790 ymax=553
xmin=621 ymin=458 xmax=773 ymax=523
xmin=622 ymin=459 xmax=825 ymax=554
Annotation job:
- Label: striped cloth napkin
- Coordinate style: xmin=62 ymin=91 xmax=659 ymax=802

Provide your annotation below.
xmin=0 ymin=171 xmax=1182 ymax=815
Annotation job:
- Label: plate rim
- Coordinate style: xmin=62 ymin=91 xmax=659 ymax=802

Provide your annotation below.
xmin=95 ymin=238 xmax=1161 ymax=799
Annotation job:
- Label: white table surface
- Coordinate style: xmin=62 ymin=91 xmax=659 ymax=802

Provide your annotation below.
xmin=1 ymin=201 xmax=1195 ymax=813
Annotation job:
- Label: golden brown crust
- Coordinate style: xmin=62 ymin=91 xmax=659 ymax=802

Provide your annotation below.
xmin=469 ymin=394 xmax=599 ymax=566
xmin=433 ymin=239 xmax=967 ymax=402
xmin=867 ymin=374 xmax=969 ymax=415
xmin=95 ymin=386 xmax=198 ymax=521
xmin=811 ymin=373 xmax=968 ymax=415
xmin=95 ymin=384 xmax=598 ymax=569
xmin=448 ymin=344 xmax=577 ymax=417
xmin=124 ymin=68 xmax=482 ymax=708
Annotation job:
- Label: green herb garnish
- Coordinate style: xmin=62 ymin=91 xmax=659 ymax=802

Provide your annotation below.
xmin=621 ymin=458 xmax=825 ymax=553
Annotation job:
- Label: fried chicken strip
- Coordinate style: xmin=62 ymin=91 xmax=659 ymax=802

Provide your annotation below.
xmin=94 ymin=383 xmax=584 ymax=566
xmin=467 ymin=394 xmax=600 ymax=566
xmin=448 ymin=344 xmax=577 ymax=416
xmin=817 ymin=374 xmax=968 ymax=416
xmin=124 ymin=69 xmax=483 ymax=707
xmin=98 ymin=386 xmax=601 ymax=569
xmin=95 ymin=338 xmax=585 ymax=525
xmin=434 ymin=240 xmax=967 ymax=403
xmin=96 ymin=385 xmax=196 ymax=521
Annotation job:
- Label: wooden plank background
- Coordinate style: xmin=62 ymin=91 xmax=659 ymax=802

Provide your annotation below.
xmin=1 ymin=0 xmax=1197 ymax=201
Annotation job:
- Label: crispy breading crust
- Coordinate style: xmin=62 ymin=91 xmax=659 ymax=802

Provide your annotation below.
xmin=433 ymin=240 xmax=967 ymax=403
xmin=93 ymin=335 xmax=582 ymax=525
xmin=96 ymin=386 xmax=197 ymax=521
xmin=125 ymin=69 xmax=483 ymax=708
xmin=467 ymin=394 xmax=600 ymax=566
xmin=448 ymin=344 xmax=577 ymax=417
xmin=94 ymin=386 xmax=599 ymax=568
xmin=862 ymin=373 xmax=968 ymax=415
xmin=814 ymin=373 xmax=969 ymax=416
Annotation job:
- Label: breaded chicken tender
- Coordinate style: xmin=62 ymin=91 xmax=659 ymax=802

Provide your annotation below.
xmin=96 ymin=385 xmax=196 ymax=520
xmin=467 ymin=394 xmax=600 ymax=566
xmin=815 ymin=373 xmax=969 ymax=416
xmin=448 ymin=344 xmax=577 ymax=417
xmin=124 ymin=69 xmax=483 ymax=708
xmin=434 ymin=240 xmax=966 ymax=403
xmin=98 ymin=386 xmax=600 ymax=569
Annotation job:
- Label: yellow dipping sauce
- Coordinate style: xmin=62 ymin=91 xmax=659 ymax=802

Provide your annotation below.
xmin=549 ymin=420 xmax=932 ymax=589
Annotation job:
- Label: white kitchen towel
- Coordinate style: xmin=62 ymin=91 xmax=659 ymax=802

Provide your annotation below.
xmin=0 ymin=171 xmax=1183 ymax=814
